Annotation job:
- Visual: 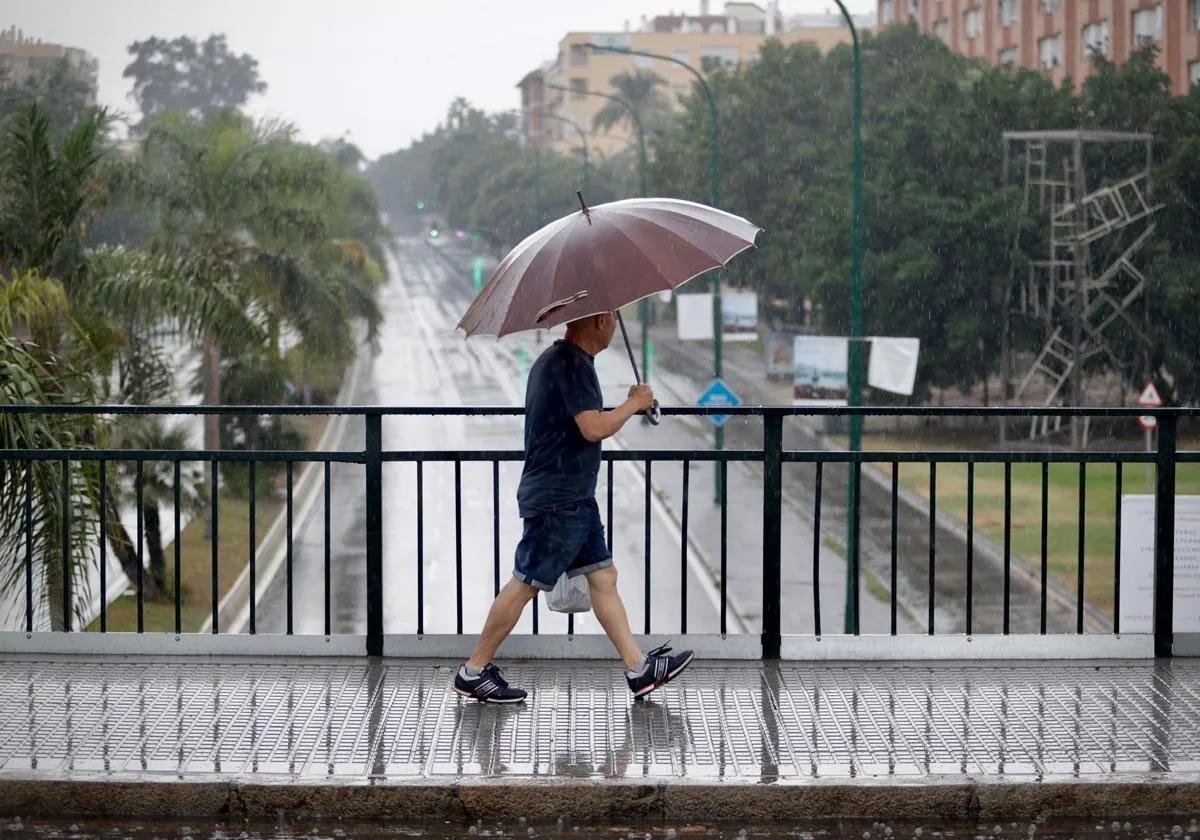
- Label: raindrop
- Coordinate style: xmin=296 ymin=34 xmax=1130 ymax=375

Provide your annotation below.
xmin=71 ymin=826 xmax=80 ymax=832
xmin=469 ymin=827 xmax=478 ymax=835
xmin=996 ymin=829 xmax=1004 ymax=835
xmin=1174 ymin=829 xmax=1184 ymax=839
xmin=864 ymin=833 xmax=871 ymax=839
xmin=1124 ymin=824 xmax=1132 ymax=832
xmin=529 ymin=829 xmax=536 ymax=837
xmin=916 ymin=830 xmax=924 ymax=837
xmin=1113 ymin=824 xmax=1123 ymax=833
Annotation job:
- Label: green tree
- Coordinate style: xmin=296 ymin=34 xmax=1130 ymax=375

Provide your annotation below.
xmin=131 ymin=109 xmax=383 ymax=456
xmin=650 ymin=24 xmax=1081 ymax=396
xmin=124 ymin=34 xmax=266 ymax=127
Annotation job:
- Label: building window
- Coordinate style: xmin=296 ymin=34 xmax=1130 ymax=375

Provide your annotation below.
xmin=998 ymin=0 xmax=1018 ymax=26
xmin=569 ymin=78 xmax=588 ymax=101
xmin=882 ymin=0 xmax=895 ymax=24
xmin=569 ymin=44 xmax=588 ymax=67
xmin=1040 ymin=0 xmax=1062 ymax=11
xmin=671 ymin=49 xmax=690 ymax=65
xmin=1191 ymin=61 xmax=1200 ymax=86
xmin=1038 ymin=35 xmax=1062 ymax=69
xmin=700 ymin=45 xmax=739 ymax=69
xmin=964 ymin=8 xmax=982 ymax=38
xmin=1191 ymin=0 xmax=1200 ymax=29
xmin=933 ymin=19 xmax=950 ymax=41
xmin=1082 ymin=21 xmax=1109 ymax=60
xmin=907 ymin=0 xmax=919 ymax=13
xmin=1131 ymin=6 xmax=1163 ymax=47
xmin=999 ymin=47 xmax=1019 ymax=64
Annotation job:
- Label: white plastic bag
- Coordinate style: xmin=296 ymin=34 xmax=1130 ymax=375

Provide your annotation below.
xmin=546 ymin=572 xmax=591 ymax=613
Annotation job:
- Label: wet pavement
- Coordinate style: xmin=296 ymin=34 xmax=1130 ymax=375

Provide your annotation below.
xmin=2 ymin=654 xmax=1199 ymax=783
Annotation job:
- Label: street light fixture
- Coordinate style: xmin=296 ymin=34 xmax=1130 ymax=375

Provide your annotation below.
xmin=547 ymin=82 xmax=653 ymax=384
xmin=585 ymin=41 xmax=726 ymax=501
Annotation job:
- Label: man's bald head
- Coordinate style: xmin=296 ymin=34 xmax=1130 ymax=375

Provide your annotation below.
xmin=564 ymin=311 xmax=619 ymax=355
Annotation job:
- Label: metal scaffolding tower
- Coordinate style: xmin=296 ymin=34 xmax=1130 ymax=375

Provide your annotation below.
xmin=1000 ymin=130 xmax=1161 ymax=445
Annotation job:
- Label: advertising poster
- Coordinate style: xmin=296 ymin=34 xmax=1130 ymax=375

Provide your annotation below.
xmin=764 ymin=332 xmax=794 ymax=379
xmin=676 ymin=292 xmax=759 ymax=342
xmin=793 ymin=336 xmax=848 ymax=406
xmin=1119 ymin=495 xmax=1200 ymax=633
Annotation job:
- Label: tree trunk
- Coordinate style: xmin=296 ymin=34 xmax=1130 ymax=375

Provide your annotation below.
xmin=43 ymin=547 xmax=65 ymax=631
xmin=103 ymin=485 xmax=159 ymax=598
xmin=202 ymin=333 xmax=221 ymax=539
xmin=143 ymin=499 xmax=166 ymax=595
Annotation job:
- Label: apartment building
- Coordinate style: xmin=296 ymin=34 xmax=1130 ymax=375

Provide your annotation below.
xmin=0 ymin=26 xmax=98 ymax=98
xmin=877 ymin=0 xmax=1200 ymax=95
xmin=519 ymin=2 xmax=873 ymax=158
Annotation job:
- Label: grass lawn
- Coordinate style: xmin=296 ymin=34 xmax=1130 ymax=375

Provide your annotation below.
xmin=833 ymin=430 xmax=1200 ymax=618
xmin=85 ymin=414 xmax=331 ymax=633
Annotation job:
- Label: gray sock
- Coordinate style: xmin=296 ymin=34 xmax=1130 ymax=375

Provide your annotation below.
xmin=462 ymin=663 xmax=483 ymax=678
xmin=625 ymin=654 xmax=648 ymax=678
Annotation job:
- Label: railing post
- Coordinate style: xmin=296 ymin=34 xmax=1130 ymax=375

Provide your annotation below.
xmin=762 ymin=411 xmax=783 ymax=659
xmin=365 ymin=411 xmax=384 ymax=657
xmin=1153 ymin=412 xmax=1177 ymax=658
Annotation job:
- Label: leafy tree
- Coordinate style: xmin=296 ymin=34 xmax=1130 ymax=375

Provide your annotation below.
xmin=130 ymin=109 xmax=384 ymax=457
xmin=651 ymin=25 xmax=1082 ymax=396
xmin=124 ymin=34 xmax=266 ymax=127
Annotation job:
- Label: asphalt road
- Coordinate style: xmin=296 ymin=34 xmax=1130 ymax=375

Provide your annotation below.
xmin=254 ymin=238 xmax=753 ymax=639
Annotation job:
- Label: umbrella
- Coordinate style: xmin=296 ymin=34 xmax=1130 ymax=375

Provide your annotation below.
xmin=459 ymin=192 xmax=761 ymax=423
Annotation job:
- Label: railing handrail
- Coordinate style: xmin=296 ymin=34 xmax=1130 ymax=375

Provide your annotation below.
xmin=0 ymin=404 xmax=1197 ymax=418
xmin=0 ymin=405 xmax=1189 ymax=658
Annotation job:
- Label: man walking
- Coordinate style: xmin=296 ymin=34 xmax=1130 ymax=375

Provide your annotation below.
xmin=453 ymin=311 xmax=693 ymax=703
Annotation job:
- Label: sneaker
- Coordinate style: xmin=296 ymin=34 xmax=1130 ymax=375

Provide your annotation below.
xmin=626 ymin=641 xmax=694 ymax=699
xmin=453 ymin=663 xmax=527 ymax=704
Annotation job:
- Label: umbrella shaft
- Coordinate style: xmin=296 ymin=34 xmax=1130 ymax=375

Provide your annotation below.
xmin=616 ymin=310 xmax=642 ymax=385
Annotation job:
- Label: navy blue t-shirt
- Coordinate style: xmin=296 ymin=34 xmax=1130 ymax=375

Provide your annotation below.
xmin=516 ymin=339 xmax=604 ymax=518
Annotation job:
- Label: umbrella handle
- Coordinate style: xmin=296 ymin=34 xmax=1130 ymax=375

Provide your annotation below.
xmin=648 ymin=399 xmax=661 ymax=425
xmin=616 ymin=310 xmax=660 ymax=427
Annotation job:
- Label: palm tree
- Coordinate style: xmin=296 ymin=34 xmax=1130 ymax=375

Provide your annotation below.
xmin=0 ymin=103 xmax=247 ymax=626
xmin=592 ymin=69 xmax=671 ymax=136
xmin=132 ymin=110 xmax=384 ymax=457
xmin=0 ymin=104 xmax=110 ymax=630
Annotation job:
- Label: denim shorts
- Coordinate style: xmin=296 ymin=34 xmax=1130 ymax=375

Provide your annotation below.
xmin=513 ymin=498 xmax=613 ymax=591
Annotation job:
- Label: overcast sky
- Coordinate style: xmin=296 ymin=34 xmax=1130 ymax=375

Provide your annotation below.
xmin=4 ymin=0 xmax=873 ymax=159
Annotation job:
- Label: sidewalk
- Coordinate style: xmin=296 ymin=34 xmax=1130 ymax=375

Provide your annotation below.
xmin=2 ymin=654 xmax=1198 ymax=821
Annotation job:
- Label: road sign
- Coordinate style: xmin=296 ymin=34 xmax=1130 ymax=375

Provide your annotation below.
xmin=697 ymin=378 xmax=742 ymax=428
xmin=1137 ymin=382 xmax=1162 ymax=407
xmin=1137 ymin=381 xmax=1162 ymax=430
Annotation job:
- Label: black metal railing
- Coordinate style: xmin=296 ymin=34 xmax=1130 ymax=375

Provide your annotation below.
xmin=1 ymin=405 xmax=1195 ymax=658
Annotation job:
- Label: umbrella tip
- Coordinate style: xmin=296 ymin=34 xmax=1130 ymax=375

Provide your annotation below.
xmin=576 ymin=190 xmax=590 ymax=217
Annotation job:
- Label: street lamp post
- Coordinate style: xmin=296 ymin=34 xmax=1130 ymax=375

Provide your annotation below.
xmin=828 ymin=2 xmax=865 ymax=635
xmin=547 ymin=83 xmax=652 ymax=383
xmin=586 ymin=42 xmax=725 ymax=501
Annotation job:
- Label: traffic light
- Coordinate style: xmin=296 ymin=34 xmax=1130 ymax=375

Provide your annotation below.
xmin=416 ymin=200 xmax=425 ymax=210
